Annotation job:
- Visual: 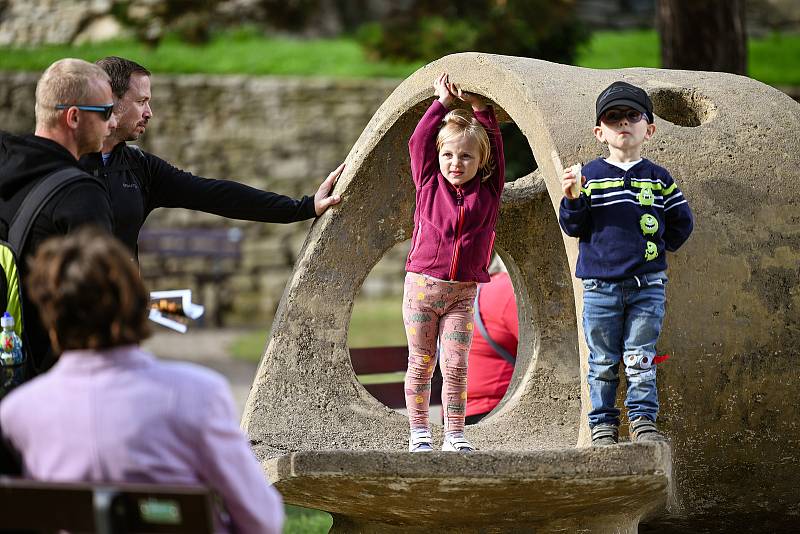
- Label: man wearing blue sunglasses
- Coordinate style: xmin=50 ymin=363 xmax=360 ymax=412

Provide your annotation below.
xmin=0 ymin=58 xmax=116 ymax=375
xmin=81 ymin=56 xmax=344 ymax=259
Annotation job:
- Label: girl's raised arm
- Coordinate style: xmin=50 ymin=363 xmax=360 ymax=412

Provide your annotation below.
xmin=408 ymin=74 xmax=454 ymax=187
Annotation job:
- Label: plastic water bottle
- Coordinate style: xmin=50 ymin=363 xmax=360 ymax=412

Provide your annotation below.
xmin=0 ymin=312 xmax=24 ymax=366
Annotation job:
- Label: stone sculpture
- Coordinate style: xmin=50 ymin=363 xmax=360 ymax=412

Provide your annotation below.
xmin=243 ymin=53 xmax=800 ymax=532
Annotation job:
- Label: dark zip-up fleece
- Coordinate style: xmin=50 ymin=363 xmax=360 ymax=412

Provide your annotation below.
xmin=80 ymin=143 xmax=317 ymax=256
xmin=0 ymin=132 xmax=113 ymax=372
xmin=405 ymin=100 xmax=505 ymax=283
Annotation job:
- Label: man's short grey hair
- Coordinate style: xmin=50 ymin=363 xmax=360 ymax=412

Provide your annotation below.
xmin=35 ymin=58 xmax=111 ymax=130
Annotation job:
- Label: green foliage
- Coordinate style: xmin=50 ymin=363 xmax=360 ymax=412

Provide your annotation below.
xmin=357 ymin=17 xmax=479 ymax=62
xmin=113 ymin=0 xmax=221 ymax=45
xmin=252 ymin=0 xmax=322 ymax=33
xmin=355 ymin=0 xmax=590 ymax=64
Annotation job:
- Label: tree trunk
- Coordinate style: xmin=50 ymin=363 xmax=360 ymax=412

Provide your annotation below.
xmin=657 ymin=0 xmax=747 ymax=75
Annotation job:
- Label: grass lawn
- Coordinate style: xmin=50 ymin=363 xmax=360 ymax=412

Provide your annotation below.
xmin=747 ymin=32 xmax=800 ymax=88
xmin=576 ymin=30 xmax=800 ymax=86
xmin=0 ymin=29 xmax=797 ymax=86
xmin=230 ymin=296 xmax=405 ymax=362
xmin=576 ymin=30 xmax=660 ymax=70
xmin=0 ymin=30 xmax=422 ymax=78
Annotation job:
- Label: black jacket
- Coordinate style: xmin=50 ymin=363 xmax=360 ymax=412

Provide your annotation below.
xmin=80 ymin=143 xmax=317 ymax=255
xmin=0 ymin=132 xmax=113 ymax=372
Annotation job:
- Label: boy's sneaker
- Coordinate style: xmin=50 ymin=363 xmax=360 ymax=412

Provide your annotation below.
xmin=442 ymin=433 xmax=475 ymax=452
xmin=408 ymin=429 xmax=433 ymax=452
xmin=591 ymin=423 xmax=619 ymax=446
xmin=630 ymin=418 xmax=668 ymax=443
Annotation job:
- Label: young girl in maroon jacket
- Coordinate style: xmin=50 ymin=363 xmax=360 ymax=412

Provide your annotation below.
xmin=404 ymin=73 xmax=505 ymax=452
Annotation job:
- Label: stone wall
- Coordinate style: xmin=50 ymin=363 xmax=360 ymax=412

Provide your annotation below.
xmin=0 ymin=0 xmax=118 ymax=46
xmin=0 ymin=72 xmax=403 ymax=325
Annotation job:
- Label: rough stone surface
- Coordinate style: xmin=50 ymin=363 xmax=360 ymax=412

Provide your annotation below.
xmin=266 ymin=446 xmax=671 ymax=533
xmin=242 ymin=53 xmax=800 ymax=530
xmin=0 ymin=0 xmax=111 ymax=46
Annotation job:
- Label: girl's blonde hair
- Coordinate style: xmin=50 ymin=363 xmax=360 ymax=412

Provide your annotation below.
xmin=435 ymin=108 xmax=494 ymax=182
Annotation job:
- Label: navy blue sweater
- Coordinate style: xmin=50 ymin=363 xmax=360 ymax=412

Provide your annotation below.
xmin=559 ymin=158 xmax=694 ymax=280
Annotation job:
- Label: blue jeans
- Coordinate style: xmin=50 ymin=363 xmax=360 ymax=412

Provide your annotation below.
xmin=582 ymin=271 xmax=667 ymax=428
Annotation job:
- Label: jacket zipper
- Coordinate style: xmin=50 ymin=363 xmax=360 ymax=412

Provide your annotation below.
xmin=485 ymin=231 xmax=496 ymax=270
xmin=449 ymin=186 xmax=465 ymax=280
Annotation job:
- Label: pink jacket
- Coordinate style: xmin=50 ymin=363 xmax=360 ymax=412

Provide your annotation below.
xmin=0 ymin=346 xmax=283 ymax=534
xmin=406 ymin=99 xmax=505 ymax=283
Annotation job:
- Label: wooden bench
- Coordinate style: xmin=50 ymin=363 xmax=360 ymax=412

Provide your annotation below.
xmin=0 ymin=477 xmax=215 ymax=533
xmin=138 ymin=227 xmax=244 ymax=326
xmin=349 ymin=346 xmax=442 ymax=408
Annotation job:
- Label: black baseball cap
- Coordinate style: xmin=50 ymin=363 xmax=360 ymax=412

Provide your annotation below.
xmin=596 ymin=81 xmax=653 ymax=125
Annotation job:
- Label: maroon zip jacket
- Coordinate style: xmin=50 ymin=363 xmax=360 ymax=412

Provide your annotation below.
xmin=405 ymin=100 xmax=505 ymax=283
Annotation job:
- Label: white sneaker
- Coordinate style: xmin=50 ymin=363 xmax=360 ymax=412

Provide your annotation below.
xmin=408 ymin=430 xmax=433 ymax=452
xmin=442 ymin=434 xmax=475 ymax=452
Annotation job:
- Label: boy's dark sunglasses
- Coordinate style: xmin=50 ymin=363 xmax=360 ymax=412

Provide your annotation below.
xmin=600 ymin=108 xmax=648 ymax=125
xmin=54 ymin=103 xmax=115 ymax=121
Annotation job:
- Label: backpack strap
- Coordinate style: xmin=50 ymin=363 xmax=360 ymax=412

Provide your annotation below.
xmin=8 ymin=167 xmax=96 ymax=252
xmin=473 ymin=284 xmax=516 ymax=366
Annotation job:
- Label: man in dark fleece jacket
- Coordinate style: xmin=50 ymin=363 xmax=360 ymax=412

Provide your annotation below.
xmin=80 ymin=56 xmax=343 ymax=257
xmin=0 ymin=58 xmax=116 ymax=375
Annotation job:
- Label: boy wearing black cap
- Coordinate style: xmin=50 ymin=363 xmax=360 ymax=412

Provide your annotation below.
xmin=558 ymin=81 xmax=694 ymax=446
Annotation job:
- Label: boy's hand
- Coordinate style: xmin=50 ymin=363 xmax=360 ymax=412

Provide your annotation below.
xmin=449 ymin=82 xmax=487 ymax=112
xmin=561 ymin=168 xmax=584 ymax=200
xmin=433 ymin=73 xmax=455 ymax=108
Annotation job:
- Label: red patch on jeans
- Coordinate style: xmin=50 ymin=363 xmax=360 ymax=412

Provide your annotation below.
xmin=653 ymin=354 xmax=670 ymax=364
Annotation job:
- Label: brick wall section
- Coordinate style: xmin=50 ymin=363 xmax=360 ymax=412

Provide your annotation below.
xmin=0 ymin=72 xmax=406 ymax=325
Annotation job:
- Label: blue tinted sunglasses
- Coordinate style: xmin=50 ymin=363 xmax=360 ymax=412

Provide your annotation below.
xmin=55 ymin=103 xmax=115 ymax=121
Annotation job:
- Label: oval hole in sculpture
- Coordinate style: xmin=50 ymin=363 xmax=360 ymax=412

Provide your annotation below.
xmin=348 ymin=241 xmax=519 ymax=424
xmin=649 ymin=87 xmax=717 ymax=127
xmin=500 ymin=122 xmax=537 ymax=182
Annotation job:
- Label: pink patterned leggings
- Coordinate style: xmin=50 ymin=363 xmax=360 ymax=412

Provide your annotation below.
xmin=403 ymin=272 xmax=477 ymax=434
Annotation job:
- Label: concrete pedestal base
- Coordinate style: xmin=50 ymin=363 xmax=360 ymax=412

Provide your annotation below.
xmin=265 ymin=444 xmax=671 ymax=533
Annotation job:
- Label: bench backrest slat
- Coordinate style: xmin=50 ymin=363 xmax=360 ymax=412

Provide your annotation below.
xmin=349 ymin=346 xmax=409 ymax=374
xmin=0 ymin=477 xmax=214 ymax=533
xmin=138 ymin=228 xmax=243 ymax=260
